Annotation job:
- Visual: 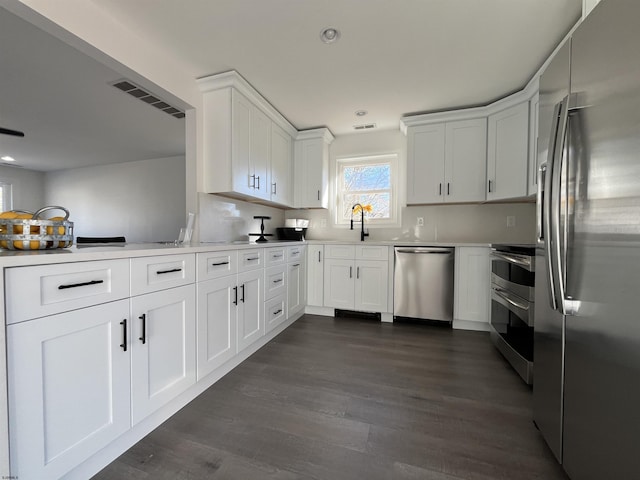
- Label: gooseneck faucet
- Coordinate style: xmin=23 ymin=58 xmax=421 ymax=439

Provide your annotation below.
xmin=350 ymin=203 xmax=369 ymax=242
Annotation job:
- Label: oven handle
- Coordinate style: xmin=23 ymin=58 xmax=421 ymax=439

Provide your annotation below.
xmin=492 ymin=287 xmax=530 ymax=311
xmin=490 ymin=251 xmax=533 ymax=271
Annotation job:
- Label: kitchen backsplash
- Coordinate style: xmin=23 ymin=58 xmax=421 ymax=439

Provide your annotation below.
xmin=285 ymin=202 xmax=536 ymax=244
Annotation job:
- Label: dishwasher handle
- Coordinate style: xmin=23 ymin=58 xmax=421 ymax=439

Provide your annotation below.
xmin=395 ymin=248 xmax=453 ymax=254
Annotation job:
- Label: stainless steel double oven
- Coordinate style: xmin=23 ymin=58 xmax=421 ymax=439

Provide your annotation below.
xmin=489 ymin=244 xmax=535 ymax=384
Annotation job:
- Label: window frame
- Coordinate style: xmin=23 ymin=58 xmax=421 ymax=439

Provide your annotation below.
xmin=334 ymin=153 xmax=400 ymax=228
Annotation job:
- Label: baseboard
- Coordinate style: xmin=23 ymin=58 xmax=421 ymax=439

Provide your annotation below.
xmin=304 ymin=305 xmax=334 ymax=316
xmin=453 ymin=319 xmax=490 ymax=332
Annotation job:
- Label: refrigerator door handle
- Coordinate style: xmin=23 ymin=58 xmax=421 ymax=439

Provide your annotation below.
xmin=550 ymin=95 xmax=578 ymax=316
xmin=536 ymin=163 xmax=547 ymax=244
xmin=545 ymin=101 xmax=562 ymax=311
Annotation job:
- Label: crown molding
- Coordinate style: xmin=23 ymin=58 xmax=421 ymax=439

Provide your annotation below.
xmin=295 ymin=127 xmax=335 ymax=144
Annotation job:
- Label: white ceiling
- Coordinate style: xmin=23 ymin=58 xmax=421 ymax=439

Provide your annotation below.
xmin=0 ymin=0 xmax=582 ymax=172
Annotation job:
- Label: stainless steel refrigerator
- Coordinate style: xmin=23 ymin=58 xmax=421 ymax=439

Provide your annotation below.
xmin=534 ymin=0 xmax=640 ymax=478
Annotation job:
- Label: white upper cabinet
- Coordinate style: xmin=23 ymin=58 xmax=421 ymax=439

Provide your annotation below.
xmin=407 ymin=118 xmax=486 ymax=204
xmin=270 ymin=122 xmax=292 ymax=206
xmin=293 ymin=128 xmax=334 ymax=209
xmin=528 ymin=92 xmax=540 ymax=196
xmin=198 ymin=71 xmax=297 ymax=206
xmin=487 ymin=101 xmax=530 ymax=201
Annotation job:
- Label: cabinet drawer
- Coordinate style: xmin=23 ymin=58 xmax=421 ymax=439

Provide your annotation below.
xmin=324 ymin=244 xmax=355 ymax=259
xmin=265 ymin=247 xmax=286 ymax=266
xmin=5 ymin=259 xmax=130 ymax=324
xmin=197 ymin=250 xmax=238 ymax=281
xmin=131 ymin=254 xmax=195 ymax=296
xmin=264 ymin=265 xmax=287 ymax=300
xmin=356 ymin=245 xmax=389 ymax=261
xmin=238 ymin=248 xmax=263 ymax=272
xmin=287 ymin=245 xmax=305 ymax=262
xmin=265 ymin=294 xmax=286 ymax=333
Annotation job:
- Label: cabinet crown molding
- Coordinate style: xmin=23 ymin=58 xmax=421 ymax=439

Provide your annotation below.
xmin=197 ymin=70 xmax=297 ymax=138
xmin=295 ymin=127 xmax=335 ymax=144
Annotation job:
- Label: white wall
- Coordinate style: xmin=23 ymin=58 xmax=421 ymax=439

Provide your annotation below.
xmin=0 ymin=165 xmax=46 ymax=212
xmin=45 ymin=156 xmax=185 ymax=242
xmin=287 ymin=128 xmax=536 ymax=244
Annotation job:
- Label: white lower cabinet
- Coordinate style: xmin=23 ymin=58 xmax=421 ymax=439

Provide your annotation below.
xmin=307 ymin=244 xmax=324 ymax=306
xmin=236 ymin=269 xmax=264 ymax=352
xmin=323 ymin=245 xmax=389 ymax=313
xmin=7 ymin=300 xmax=131 ymax=480
xmin=197 ymin=275 xmax=238 ymax=380
xmin=265 ymin=294 xmax=287 ymax=333
xmin=454 ymin=247 xmax=490 ymax=328
xmin=287 ymin=258 xmax=306 ymax=317
xmin=130 ymin=284 xmax=196 ymax=424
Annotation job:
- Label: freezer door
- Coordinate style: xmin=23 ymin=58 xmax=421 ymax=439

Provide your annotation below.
xmin=533 ymin=40 xmax=571 ymax=464
xmin=563 ymin=0 xmax=640 ymax=478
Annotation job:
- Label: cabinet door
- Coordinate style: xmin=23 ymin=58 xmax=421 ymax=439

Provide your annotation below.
xmin=237 ymin=269 xmax=264 ymax=352
xmin=294 ymin=138 xmax=327 ymax=208
xmin=454 ymin=247 xmax=490 ymax=324
xmin=323 ymin=258 xmax=355 ymax=309
xmin=197 ymin=275 xmax=238 ymax=380
xmin=487 ymin=101 xmax=530 ymax=200
xmin=287 ymin=261 xmax=304 ymax=317
xmin=307 ymin=245 xmax=324 ymax=306
xmin=445 ymin=118 xmax=487 ymax=203
xmin=407 ymin=123 xmax=445 ymax=204
xmin=354 ymin=260 xmax=389 ymax=313
xmin=131 ymin=284 xmax=196 ymax=425
xmin=7 ymin=300 xmax=131 ymax=480
xmin=251 ymin=105 xmax=271 ymax=199
xmin=270 ymin=123 xmax=292 ymax=206
xmin=232 ymin=90 xmax=253 ymax=195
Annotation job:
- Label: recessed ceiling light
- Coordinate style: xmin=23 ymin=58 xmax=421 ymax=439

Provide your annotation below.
xmin=1 ymin=156 xmax=16 ymax=162
xmin=355 ymin=110 xmax=368 ymax=117
xmin=320 ymin=27 xmax=340 ymax=44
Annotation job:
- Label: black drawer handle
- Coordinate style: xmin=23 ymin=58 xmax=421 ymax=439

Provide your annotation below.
xmin=246 ymin=257 xmax=259 ymax=261
xmin=273 ymin=254 xmax=283 ymax=258
xmin=273 ymin=278 xmax=283 ymax=284
xmin=120 ymin=319 xmax=127 ymax=351
xmin=156 ymin=268 xmax=182 ymax=275
xmin=211 ymin=261 xmax=229 ymax=266
xmin=58 ymin=279 xmax=104 ymax=290
xmin=139 ymin=313 xmax=146 ymax=344
xmin=273 ymin=309 xmax=282 ymax=316
xmin=292 ymin=263 xmax=300 ymax=267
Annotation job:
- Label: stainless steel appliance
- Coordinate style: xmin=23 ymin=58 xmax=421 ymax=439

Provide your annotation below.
xmin=534 ymin=1 xmax=640 ymax=478
xmin=393 ymin=247 xmax=454 ymax=322
xmin=489 ymin=244 xmax=535 ymax=384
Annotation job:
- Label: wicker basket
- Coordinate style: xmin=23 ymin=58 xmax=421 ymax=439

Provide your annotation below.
xmin=0 ymin=206 xmax=74 ymax=250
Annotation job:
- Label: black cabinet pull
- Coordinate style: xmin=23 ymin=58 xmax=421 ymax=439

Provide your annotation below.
xmin=273 ymin=278 xmax=283 ymax=284
xmin=273 ymin=309 xmax=282 ymax=316
xmin=357 ymin=266 xmax=360 ymax=279
xmin=156 ymin=268 xmax=182 ymax=275
xmin=439 ymin=183 xmax=442 ymax=195
xmin=447 ymin=183 xmax=450 ymax=195
xmin=317 ymin=190 xmax=320 ymax=201
xmin=488 ymin=179 xmax=493 ymax=193
xmin=139 ymin=314 xmax=146 ymax=344
xmin=349 ymin=266 xmax=353 ymax=278
xmin=120 ymin=319 xmax=127 ymax=351
xmin=233 ymin=286 xmax=238 ymax=305
xmin=318 ymin=251 xmax=321 ymax=262
xmin=292 ymin=263 xmax=300 ymax=267
xmin=249 ymin=174 xmax=256 ymax=188
xmin=241 ymin=284 xmax=245 ymax=303
xmin=246 ymin=257 xmax=259 ymax=261
xmin=58 ymin=279 xmax=103 ymax=290
xmin=211 ymin=261 xmax=229 ymax=266
xmin=256 ymin=176 xmax=260 ymax=190
xmin=272 ymin=182 xmax=277 ymax=195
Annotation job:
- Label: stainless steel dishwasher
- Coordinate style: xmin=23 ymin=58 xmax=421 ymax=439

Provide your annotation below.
xmin=394 ymin=247 xmax=455 ymax=322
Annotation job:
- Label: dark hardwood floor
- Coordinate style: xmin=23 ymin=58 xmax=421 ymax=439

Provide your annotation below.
xmin=93 ymin=315 xmax=568 ymax=480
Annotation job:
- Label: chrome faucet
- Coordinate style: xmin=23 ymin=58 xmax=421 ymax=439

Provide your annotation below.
xmin=350 ymin=203 xmax=369 ymax=242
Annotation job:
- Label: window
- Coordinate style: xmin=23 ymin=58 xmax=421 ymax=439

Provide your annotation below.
xmin=0 ymin=182 xmax=12 ymax=212
xmin=335 ymin=154 xmax=399 ymax=226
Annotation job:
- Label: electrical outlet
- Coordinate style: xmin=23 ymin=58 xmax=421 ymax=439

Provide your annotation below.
xmin=416 ymin=217 xmax=424 ymax=227
xmin=507 ymin=216 xmax=516 ymax=227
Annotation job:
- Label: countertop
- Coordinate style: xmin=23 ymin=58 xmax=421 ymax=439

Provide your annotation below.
xmin=0 ymin=239 xmax=491 ymax=268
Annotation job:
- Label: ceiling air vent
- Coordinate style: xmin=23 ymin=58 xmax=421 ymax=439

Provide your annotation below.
xmin=353 ymin=123 xmax=376 ymax=130
xmin=110 ymin=79 xmax=185 ymax=119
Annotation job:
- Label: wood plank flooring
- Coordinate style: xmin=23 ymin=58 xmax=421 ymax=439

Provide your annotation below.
xmin=93 ymin=315 xmax=568 ymax=480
